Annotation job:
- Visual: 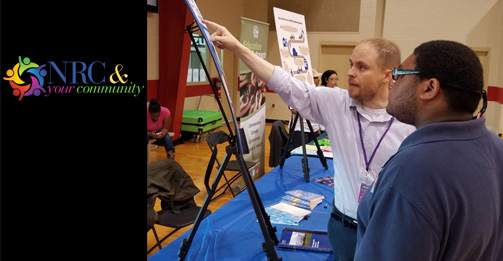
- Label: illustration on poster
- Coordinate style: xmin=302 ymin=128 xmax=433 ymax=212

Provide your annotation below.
xmin=274 ymin=8 xmax=313 ymax=86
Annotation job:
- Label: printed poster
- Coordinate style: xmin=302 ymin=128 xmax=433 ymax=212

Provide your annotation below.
xmin=234 ymin=17 xmax=269 ymax=191
xmin=273 ymin=7 xmax=314 ymax=85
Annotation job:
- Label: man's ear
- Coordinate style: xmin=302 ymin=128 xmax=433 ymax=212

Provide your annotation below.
xmin=383 ymin=69 xmax=392 ymax=84
xmin=419 ymin=78 xmax=441 ymax=101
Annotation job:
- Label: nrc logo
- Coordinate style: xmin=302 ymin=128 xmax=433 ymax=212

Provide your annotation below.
xmin=3 ymin=56 xmax=47 ymax=100
xmin=4 ymin=56 xmax=134 ymax=101
xmin=47 ymin=61 xmax=106 ymax=85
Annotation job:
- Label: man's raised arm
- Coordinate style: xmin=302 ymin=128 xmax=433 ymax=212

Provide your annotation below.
xmin=203 ymin=20 xmax=275 ymax=83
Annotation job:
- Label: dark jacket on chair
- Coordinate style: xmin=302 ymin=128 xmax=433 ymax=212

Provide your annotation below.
xmin=147 ymin=159 xmax=200 ymax=232
xmin=268 ymin=120 xmax=289 ymax=167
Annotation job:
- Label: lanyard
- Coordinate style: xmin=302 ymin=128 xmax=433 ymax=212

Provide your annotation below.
xmin=356 ymin=111 xmax=394 ymax=172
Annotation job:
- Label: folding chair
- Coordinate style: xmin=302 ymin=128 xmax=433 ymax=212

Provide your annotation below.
xmin=205 ymin=131 xmax=257 ymax=200
xmin=147 ymin=205 xmax=212 ymax=255
xmin=147 ymin=159 xmax=209 ymax=255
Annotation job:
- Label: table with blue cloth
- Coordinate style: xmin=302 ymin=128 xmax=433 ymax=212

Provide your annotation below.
xmin=148 ymin=155 xmax=335 ymax=260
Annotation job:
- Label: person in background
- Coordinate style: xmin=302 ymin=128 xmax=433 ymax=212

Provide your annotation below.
xmin=321 ymin=69 xmax=339 ymax=87
xmin=288 ymin=107 xmax=322 ymax=150
xmin=312 ymin=68 xmax=322 ymax=86
xmin=147 ymin=98 xmax=175 ymax=160
xmin=356 ymin=40 xmax=503 ymax=260
xmin=203 ymin=20 xmax=416 ymax=260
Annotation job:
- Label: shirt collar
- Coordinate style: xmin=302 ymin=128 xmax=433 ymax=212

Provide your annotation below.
xmin=349 ymin=98 xmax=393 ymax=122
xmin=398 ymin=117 xmax=489 ymax=152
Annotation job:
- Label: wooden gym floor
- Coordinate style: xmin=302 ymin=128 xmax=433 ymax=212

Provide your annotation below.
xmin=147 ymin=121 xmax=281 ymax=257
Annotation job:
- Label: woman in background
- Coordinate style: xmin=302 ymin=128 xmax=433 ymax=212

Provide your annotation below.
xmin=147 ymin=99 xmax=175 ymax=160
xmin=321 ymin=70 xmax=339 ymax=88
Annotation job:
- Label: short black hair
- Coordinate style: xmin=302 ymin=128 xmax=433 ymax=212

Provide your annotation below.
xmin=413 ymin=40 xmax=484 ymax=114
xmin=321 ymin=70 xmax=337 ymax=86
xmin=148 ymin=98 xmax=161 ymax=113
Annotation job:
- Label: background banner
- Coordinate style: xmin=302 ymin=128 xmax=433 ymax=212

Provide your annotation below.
xmin=235 ymin=17 xmax=269 ymax=190
xmin=239 ymin=18 xmax=270 ymax=74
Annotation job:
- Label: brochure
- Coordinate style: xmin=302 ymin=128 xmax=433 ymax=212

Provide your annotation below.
xmin=278 ymin=228 xmax=332 ymax=252
xmin=265 ymin=202 xmax=311 ymax=226
xmin=285 ymin=190 xmax=324 ymax=203
xmin=280 ymin=195 xmax=322 ymax=210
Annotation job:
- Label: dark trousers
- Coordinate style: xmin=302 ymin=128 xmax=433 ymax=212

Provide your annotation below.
xmin=327 ymin=206 xmax=357 ymax=261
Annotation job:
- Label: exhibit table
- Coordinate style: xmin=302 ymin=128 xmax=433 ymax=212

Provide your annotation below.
xmin=148 ymin=156 xmax=335 ymax=260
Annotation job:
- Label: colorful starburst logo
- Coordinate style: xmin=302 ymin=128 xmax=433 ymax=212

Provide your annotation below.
xmin=3 ymin=56 xmax=47 ymax=101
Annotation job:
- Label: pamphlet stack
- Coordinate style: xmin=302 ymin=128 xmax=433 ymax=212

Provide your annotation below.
xmin=265 ymin=190 xmax=324 ymax=225
xmin=280 ymin=190 xmax=324 ymax=210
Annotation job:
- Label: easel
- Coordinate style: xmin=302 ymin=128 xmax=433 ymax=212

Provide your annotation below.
xmin=177 ymin=22 xmax=281 ymax=261
xmin=279 ymin=112 xmax=328 ymax=181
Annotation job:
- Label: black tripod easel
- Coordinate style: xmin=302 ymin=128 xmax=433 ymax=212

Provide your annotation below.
xmin=279 ymin=112 xmax=328 ymax=181
xmin=177 ymin=22 xmax=281 ymax=261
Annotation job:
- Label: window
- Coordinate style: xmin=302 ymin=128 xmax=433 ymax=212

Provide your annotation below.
xmin=187 ymin=34 xmax=224 ymax=84
xmin=187 ymin=34 xmax=207 ymax=83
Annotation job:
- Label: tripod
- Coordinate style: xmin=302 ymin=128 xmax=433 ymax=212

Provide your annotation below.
xmin=178 ymin=22 xmax=281 ymax=261
xmin=279 ymin=112 xmax=328 ymax=181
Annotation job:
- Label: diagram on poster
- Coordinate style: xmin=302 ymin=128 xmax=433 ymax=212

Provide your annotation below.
xmin=273 ymin=7 xmax=314 ymax=85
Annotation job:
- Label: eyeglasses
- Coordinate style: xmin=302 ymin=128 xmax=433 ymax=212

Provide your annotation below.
xmin=391 ymin=68 xmax=488 ymax=118
xmin=329 ymin=77 xmax=339 ymax=82
xmin=392 ymin=67 xmax=478 ymax=94
xmin=391 ymin=68 xmax=421 ymax=81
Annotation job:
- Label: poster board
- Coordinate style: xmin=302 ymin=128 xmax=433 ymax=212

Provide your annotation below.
xmin=185 ymin=0 xmax=247 ymax=154
xmin=273 ymin=7 xmax=314 ymax=85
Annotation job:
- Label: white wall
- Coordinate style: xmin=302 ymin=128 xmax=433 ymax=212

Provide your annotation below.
xmin=295 ymin=0 xmax=503 ymax=130
xmin=148 ymin=0 xmax=503 ymax=131
xmin=147 ymin=12 xmax=159 ymax=81
xmin=383 ymin=0 xmax=503 ymax=132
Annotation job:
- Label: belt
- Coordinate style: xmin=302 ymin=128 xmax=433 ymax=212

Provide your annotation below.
xmin=331 ymin=201 xmax=358 ymax=230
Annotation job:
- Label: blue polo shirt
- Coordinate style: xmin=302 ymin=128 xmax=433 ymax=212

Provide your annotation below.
xmin=356 ymin=117 xmax=503 ymax=260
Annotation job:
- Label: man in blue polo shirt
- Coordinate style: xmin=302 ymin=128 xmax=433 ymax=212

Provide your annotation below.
xmin=356 ymin=40 xmax=503 ymax=260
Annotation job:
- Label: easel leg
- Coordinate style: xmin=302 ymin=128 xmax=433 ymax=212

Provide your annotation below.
xmin=306 ymin=120 xmax=328 ymax=170
xmin=279 ymin=113 xmax=299 ymax=169
xmin=299 ymin=115 xmax=310 ymax=181
xmin=179 ymin=23 xmax=281 ymax=261
xmin=279 ymin=114 xmax=329 ymax=182
xmin=234 ymin=152 xmax=280 ymax=258
xmin=178 ymin=150 xmax=233 ymax=260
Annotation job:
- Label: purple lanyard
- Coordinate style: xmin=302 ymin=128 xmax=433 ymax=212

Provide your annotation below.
xmin=356 ymin=111 xmax=394 ymax=172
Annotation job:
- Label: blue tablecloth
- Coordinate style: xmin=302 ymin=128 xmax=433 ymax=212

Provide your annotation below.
xmin=149 ymin=156 xmax=335 ymax=260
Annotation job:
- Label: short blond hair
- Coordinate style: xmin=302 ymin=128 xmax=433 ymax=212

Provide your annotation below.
xmin=358 ymin=38 xmax=401 ymax=70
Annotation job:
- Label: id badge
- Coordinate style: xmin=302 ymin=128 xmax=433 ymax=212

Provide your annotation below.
xmin=358 ymin=183 xmax=370 ymax=203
